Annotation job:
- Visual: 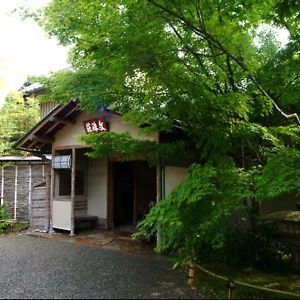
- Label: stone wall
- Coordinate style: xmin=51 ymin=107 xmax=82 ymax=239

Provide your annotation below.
xmin=0 ymin=162 xmax=50 ymax=222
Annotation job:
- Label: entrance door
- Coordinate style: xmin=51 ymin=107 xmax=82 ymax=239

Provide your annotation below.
xmin=112 ymin=161 xmax=157 ymax=227
xmin=134 ymin=161 xmax=157 ymax=223
xmin=113 ymin=162 xmax=134 ymax=226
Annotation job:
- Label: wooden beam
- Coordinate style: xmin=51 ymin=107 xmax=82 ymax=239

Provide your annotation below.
xmin=1 ymin=165 xmax=4 ymax=206
xmin=14 ymin=164 xmax=18 ymax=220
xmin=70 ymin=148 xmax=76 ymax=236
xmin=28 ymin=164 xmax=32 ymax=228
xmin=107 ymin=160 xmax=114 ymax=229
xmin=44 ymin=106 xmax=79 ymax=136
xmin=49 ymin=116 xmax=75 ymax=125
xmin=133 ymin=163 xmax=137 ymax=225
xmin=30 ymin=134 xmax=54 ymax=144
xmin=49 ymin=148 xmax=55 ymax=233
xmin=45 ymin=172 xmax=51 ymax=233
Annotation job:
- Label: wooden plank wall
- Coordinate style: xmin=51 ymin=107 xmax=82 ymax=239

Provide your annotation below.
xmin=74 ymin=197 xmax=88 ymax=216
xmin=0 ymin=162 xmax=49 ymax=223
xmin=31 ymin=185 xmax=49 ymax=230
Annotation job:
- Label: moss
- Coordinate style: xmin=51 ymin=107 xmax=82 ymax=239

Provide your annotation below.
xmin=196 ymin=260 xmax=300 ymax=299
xmin=0 ymin=222 xmax=29 ymax=235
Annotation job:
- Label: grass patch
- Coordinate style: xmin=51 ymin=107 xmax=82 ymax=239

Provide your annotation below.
xmin=195 ymin=260 xmax=300 ymax=299
xmin=0 ymin=221 xmax=29 ymax=236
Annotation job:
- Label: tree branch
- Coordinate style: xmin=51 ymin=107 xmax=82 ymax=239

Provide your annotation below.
xmin=148 ymin=0 xmax=300 ymax=125
xmin=226 ymin=56 xmax=237 ymax=92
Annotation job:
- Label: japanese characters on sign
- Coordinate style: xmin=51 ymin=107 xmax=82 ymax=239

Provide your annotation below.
xmin=83 ymin=118 xmax=108 ymax=134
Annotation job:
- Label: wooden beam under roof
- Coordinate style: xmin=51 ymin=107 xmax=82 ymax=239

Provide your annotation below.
xmin=29 ymin=134 xmax=54 ymax=144
xmin=49 ymin=116 xmax=76 ymax=125
xmin=44 ymin=106 xmax=79 ymax=136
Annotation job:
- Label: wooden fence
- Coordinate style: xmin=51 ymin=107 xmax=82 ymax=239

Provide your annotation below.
xmin=0 ymin=161 xmax=50 ymax=229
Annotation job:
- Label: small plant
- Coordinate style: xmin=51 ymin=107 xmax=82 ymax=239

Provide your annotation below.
xmin=0 ymin=205 xmax=9 ymax=233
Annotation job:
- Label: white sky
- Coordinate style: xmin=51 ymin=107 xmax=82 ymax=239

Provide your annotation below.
xmin=0 ymin=0 xmax=69 ymax=105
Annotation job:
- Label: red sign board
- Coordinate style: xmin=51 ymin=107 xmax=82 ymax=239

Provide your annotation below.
xmin=83 ymin=118 xmax=108 ymax=134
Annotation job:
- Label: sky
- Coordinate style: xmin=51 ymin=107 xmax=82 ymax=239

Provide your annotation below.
xmin=0 ymin=0 xmax=69 ymax=105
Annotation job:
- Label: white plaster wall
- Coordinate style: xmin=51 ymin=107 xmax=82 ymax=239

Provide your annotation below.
xmin=165 ymin=166 xmax=188 ymax=196
xmin=109 ymin=114 xmax=157 ymax=141
xmin=52 ymin=200 xmax=71 ymax=230
xmin=53 ymin=111 xmax=158 ymax=149
xmin=53 ymin=113 xmax=86 ymax=148
xmin=87 ymin=158 xmax=108 ymax=219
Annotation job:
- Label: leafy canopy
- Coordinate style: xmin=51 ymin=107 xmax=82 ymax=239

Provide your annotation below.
xmin=0 ymin=92 xmax=39 ymax=155
xmin=30 ymin=0 xmax=300 ymax=166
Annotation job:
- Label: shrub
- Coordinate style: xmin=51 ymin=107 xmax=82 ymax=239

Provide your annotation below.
xmin=134 ymin=161 xmax=256 ymax=266
xmin=224 ymin=219 xmax=292 ymax=271
xmin=0 ymin=206 xmax=9 ymax=233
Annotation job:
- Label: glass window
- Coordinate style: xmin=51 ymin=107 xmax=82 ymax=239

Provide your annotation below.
xmin=58 ymin=169 xmax=84 ymax=196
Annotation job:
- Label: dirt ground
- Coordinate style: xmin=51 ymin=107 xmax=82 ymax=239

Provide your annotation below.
xmin=27 ymin=227 xmax=155 ymax=256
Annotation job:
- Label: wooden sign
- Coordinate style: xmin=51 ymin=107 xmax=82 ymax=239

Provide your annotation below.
xmin=83 ymin=118 xmax=108 ymax=134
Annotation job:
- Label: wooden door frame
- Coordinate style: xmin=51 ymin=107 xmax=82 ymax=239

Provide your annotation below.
xmin=107 ymin=160 xmax=136 ymax=229
xmin=107 ymin=159 xmax=157 ymax=229
xmin=107 ymin=161 xmax=114 ymax=229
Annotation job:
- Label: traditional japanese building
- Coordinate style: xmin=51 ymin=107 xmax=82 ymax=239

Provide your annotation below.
xmin=14 ymin=98 xmax=188 ymax=235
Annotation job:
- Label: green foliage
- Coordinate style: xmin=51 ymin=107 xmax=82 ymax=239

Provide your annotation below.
xmin=134 ymin=161 xmax=256 ymax=263
xmin=29 ymin=70 xmax=112 ymax=113
xmin=27 ymin=0 xmax=300 ymax=165
xmin=82 ymin=131 xmax=193 ymax=166
xmin=82 ymin=131 xmax=157 ymax=162
xmin=0 ymin=92 xmax=39 ymax=155
xmin=256 ymin=148 xmax=300 ymax=200
xmin=0 ymin=206 xmax=9 ymax=233
xmin=224 ymin=220 xmax=292 ymax=271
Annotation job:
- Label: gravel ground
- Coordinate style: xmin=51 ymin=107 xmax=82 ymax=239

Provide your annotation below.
xmin=0 ymin=235 xmax=204 ymax=299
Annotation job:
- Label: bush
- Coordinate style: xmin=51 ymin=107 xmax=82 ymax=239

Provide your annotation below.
xmin=224 ymin=220 xmax=292 ymax=271
xmin=0 ymin=206 xmax=9 ymax=233
xmin=134 ymin=161 xmax=256 ymax=267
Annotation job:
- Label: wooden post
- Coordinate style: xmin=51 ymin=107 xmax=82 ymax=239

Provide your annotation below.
xmin=70 ymin=148 xmax=76 ymax=236
xmin=227 ymin=281 xmax=235 ymax=299
xmin=133 ymin=162 xmax=137 ymax=225
xmin=28 ymin=164 xmax=32 ymax=227
xmin=188 ymin=263 xmax=196 ymax=290
xmin=107 ymin=160 xmax=114 ymax=229
xmin=157 ymin=159 xmax=165 ymax=250
xmin=45 ymin=173 xmax=51 ymax=232
xmin=1 ymin=165 xmax=3 ymax=206
xmin=14 ymin=164 xmax=18 ymax=220
xmin=49 ymin=150 xmax=55 ymax=233
xmin=42 ymin=164 xmax=45 ymax=180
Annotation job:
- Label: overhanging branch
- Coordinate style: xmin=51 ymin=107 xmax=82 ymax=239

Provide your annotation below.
xmin=148 ymin=0 xmax=300 ymax=125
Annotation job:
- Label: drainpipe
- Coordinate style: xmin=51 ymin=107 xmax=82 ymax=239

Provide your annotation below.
xmin=157 ymin=159 xmax=166 ymax=251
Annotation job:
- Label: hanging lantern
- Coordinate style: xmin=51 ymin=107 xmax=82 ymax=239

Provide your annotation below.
xmin=52 ymin=155 xmax=72 ymax=169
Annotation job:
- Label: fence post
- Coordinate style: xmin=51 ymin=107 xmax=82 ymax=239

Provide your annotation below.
xmin=227 ymin=280 xmax=235 ymax=299
xmin=14 ymin=164 xmax=18 ymax=220
xmin=1 ymin=165 xmax=4 ymax=206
